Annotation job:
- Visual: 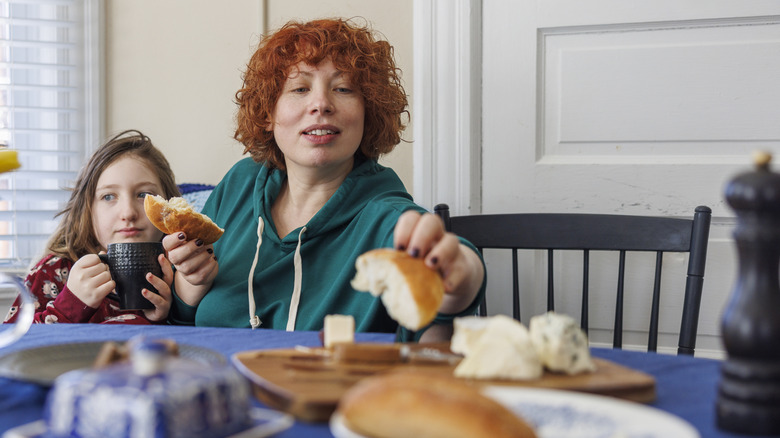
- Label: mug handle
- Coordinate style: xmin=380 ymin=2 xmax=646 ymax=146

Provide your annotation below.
xmin=0 ymin=273 xmax=34 ymax=349
xmin=96 ymin=254 xmax=120 ymax=304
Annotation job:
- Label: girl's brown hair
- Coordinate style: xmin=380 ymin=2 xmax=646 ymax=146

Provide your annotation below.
xmin=234 ymin=18 xmax=409 ymax=170
xmin=46 ymin=130 xmax=180 ymax=261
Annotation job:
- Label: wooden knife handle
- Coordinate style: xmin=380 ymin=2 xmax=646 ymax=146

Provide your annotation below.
xmin=333 ymin=343 xmax=402 ymax=363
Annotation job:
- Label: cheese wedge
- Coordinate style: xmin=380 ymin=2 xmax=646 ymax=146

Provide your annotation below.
xmin=452 ymin=314 xmax=543 ymax=380
xmin=529 ymin=311 xmax=595 ymax=375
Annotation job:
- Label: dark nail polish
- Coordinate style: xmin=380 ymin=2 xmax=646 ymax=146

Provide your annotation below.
xmin=178 ymin=232 xmax=186 ymax=240
xmin=410 ymin=248 xmax=420 ymax=258
xmin=207 ymin=248 xmax=213 ymax=254
xmin=397 ymin=244 xmax=406 ymax=251
xmin=430 ymin=256 xmax=439 ymax=265
xmin=195 ymin=239 xmax=204 ymax=247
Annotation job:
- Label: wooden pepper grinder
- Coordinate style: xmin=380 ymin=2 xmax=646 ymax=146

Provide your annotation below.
xmin=717 ymin=151 xmax=780 ymax=435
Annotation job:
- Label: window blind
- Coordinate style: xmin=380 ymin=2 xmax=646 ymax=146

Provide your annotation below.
xmin=0 ymin=0 xmax=99 ymax=273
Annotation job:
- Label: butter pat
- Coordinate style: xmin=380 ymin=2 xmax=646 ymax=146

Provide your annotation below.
xmin=324 ymin=314 xmax=355 ymax=348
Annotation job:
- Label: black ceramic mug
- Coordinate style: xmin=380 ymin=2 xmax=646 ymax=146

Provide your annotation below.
xmin=98 ymin=242 xmax=163 ymax=310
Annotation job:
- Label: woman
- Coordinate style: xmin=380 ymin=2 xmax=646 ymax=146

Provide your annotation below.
xmin=165 ymin=18 xmax=485 ymax=341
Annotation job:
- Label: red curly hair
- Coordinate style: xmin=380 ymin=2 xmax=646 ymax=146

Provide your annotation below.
xmin=234 ymin=18 xmax=409 ymax=169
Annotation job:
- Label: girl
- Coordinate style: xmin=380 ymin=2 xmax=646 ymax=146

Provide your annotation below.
xmin=3 ymin=130 xmax=180 ymax=324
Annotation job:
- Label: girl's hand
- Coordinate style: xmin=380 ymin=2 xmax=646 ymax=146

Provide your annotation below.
xmin=142 ymin=254 xmax=174 ymax=322
xmin=393 ymin=210 xmax=484 ymax=314
xmin=67 ymin=254 xmax=115 ymax=308
xmin=163 ymin=232 xmax=218 ymax=306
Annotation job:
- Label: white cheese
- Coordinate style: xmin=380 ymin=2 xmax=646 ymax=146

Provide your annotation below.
xmin=450 ymin=315 xmax=493 ymax=356
xmin=452 ymin=314 xmax=543 ymax=380
xmin=323 ymin=314 xmax=355 ymax=348
xmin=529 ymin=311 xmax=596 ymax=375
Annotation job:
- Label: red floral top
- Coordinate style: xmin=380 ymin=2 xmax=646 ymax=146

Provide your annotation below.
xmin=3 ymin=254 xmax=155 ymax=325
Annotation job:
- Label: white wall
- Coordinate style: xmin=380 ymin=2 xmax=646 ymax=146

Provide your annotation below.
xmin=105 ymin=0 xmax=259 ymax=185
xmin=104 ymin=0 xmax=414 ymax=193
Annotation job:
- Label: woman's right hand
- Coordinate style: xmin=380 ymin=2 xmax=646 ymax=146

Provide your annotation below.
xmin=67 ymin=254 xmax=115 ymax=308
xmin=163 ymin=232 xmax=218 ymax=306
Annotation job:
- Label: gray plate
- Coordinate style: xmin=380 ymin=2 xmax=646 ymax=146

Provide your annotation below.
xmin=3 ymin=407 xmax=294 ymax=438
xmin=0 ymin=341 xmax=225 ymax=386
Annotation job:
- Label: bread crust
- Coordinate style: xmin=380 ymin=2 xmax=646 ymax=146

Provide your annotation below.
xmin=337 ymin=370 xmax=537 ymax=438
xmin=144 ymin=195 xmax=224 ymax=244
xmin=351 ymin=248 xmax=444 ymax=331
xmin=144 ymin=195 xmax=168 ymax=234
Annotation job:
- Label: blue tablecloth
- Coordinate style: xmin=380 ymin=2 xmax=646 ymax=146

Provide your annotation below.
xmin=0 ymin=324 xmax=773 ymax=437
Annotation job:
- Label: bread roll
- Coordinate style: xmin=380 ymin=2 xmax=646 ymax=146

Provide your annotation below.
xmin=144 ymin=194 xmax=224 ymax=244
xmin=351 ymin=248 xmax=444 ymax=331
xmin=336 ymin=370 xmax=537 ymax=438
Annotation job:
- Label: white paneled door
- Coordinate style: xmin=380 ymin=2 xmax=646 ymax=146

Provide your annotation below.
xmin=476 ymin=1 xmax=780 ymax=356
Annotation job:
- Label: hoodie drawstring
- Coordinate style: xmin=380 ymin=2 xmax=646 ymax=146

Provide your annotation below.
xmin=286 ymin=226 xmax=307 ymax=331
xmin=247 ymin=217 xmax=264 ymax=329
xmin=247 ymin=216 xmax=307 ymax=331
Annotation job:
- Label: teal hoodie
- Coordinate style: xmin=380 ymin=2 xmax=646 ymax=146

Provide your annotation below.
xmin=170 ymin=157 xmax=485 ymax=340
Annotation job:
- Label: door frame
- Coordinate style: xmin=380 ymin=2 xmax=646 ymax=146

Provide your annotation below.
xmin=413 ymin=0 xmax=482 ymax=215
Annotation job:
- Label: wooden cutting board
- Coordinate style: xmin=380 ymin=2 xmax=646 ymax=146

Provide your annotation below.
xmin=231 ymin=342 xmax=655 ymax=422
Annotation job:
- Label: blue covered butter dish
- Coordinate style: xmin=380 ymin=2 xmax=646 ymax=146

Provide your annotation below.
xmin=43 ymin=337 xmax=251 ymax=438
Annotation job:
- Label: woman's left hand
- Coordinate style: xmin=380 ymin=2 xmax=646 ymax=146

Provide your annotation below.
xmin=142 ymin=253 xmax=174 ymax=322
xmin=393 ymin=210 xmax=484 ymax=315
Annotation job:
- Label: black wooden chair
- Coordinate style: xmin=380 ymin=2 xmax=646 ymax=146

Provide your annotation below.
xmin=435 ymin=204 xmax=712 ymax=355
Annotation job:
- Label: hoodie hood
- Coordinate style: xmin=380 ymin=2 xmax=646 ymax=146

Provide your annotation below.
xmin=255 ymin=157 xmax=411 ymax=247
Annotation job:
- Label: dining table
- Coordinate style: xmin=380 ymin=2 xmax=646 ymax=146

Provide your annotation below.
xmin=0 ymin=323 xmax=775 ymax=438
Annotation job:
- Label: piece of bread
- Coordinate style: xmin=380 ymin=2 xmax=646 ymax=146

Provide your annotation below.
xmin=92 ymin=341 xmax=124 ymax=368
xmin=336 ymin=370 xmax=537 ymax=438
xmin=144 ymin=194 xmax=224 ymax=244
xmin=351 ymin=248 xmax=444 ymax=331
xmin=92 ymin=338 xmax=179 ymax=369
